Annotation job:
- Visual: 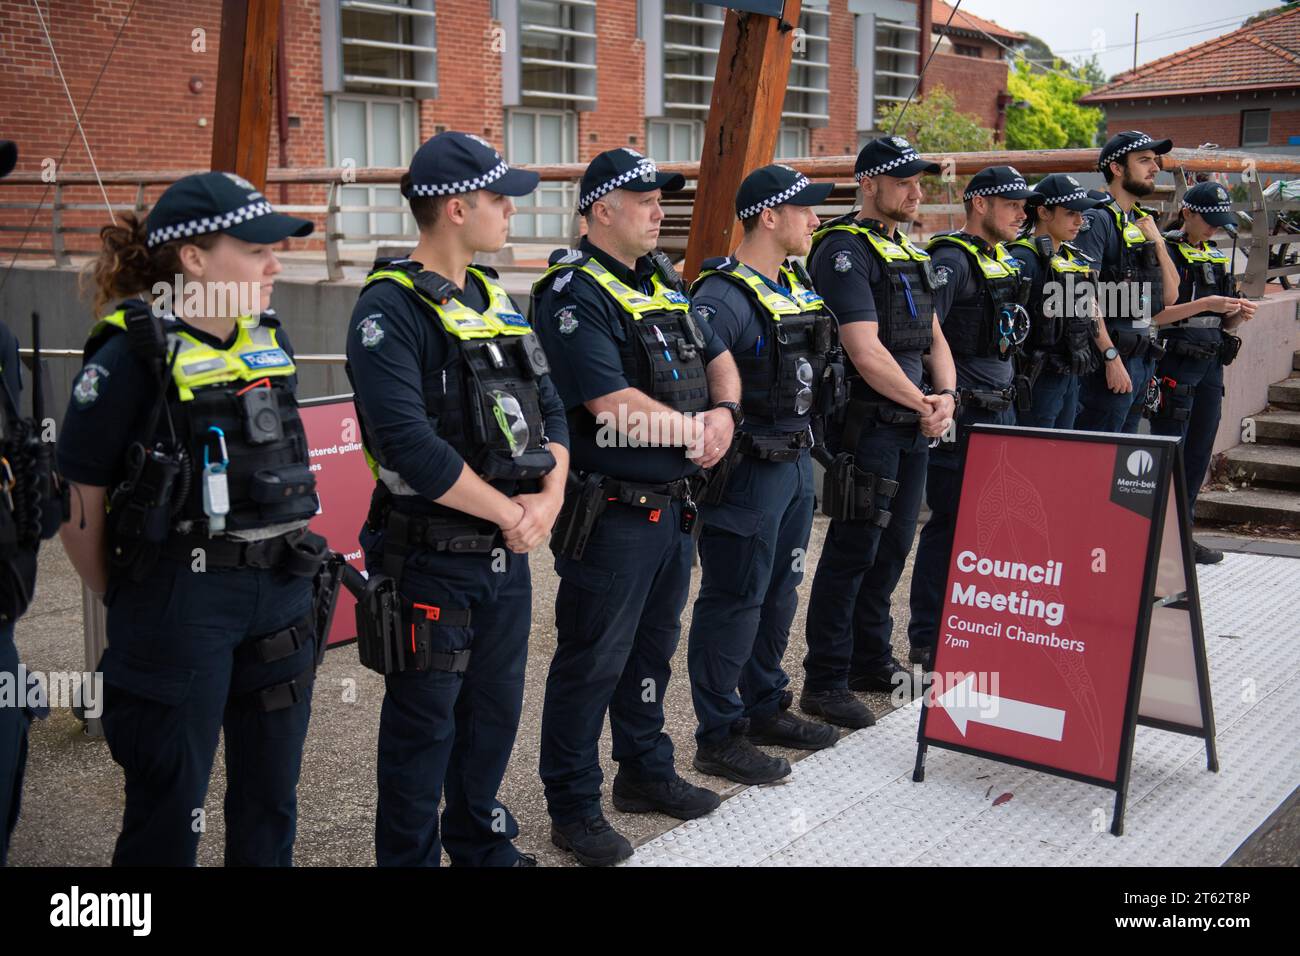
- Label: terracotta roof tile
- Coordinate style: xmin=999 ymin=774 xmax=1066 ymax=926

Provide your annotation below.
xmin=931 ymin=0 xmax=1022 ymax=44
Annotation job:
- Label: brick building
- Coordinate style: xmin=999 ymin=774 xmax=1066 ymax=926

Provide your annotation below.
xmin=1078 ymin=6 xmax=1300 ymax=156
xmin=0 ymin=0 xmax=1023 ymax=250
xmin=924 ymin=0 xmax=1021 ymax=136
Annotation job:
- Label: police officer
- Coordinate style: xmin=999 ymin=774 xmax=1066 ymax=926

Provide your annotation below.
xmin=59 ymin=172 xmax=326 ymax=866
xmin=534 ymin=147 xmax=741 ymax=866
xmin=906 ymin=166 xmax=1038 ymax=668
xmin=1008 ymin=174 xmax=1114 ymax=429
xmin=685 ymin=165 xmax=841 ymax=785
xmin=345 ymin=131 xmax=568 ymax=867
xmin=800 ymin=137 xmax=957 ymax=728
xmin=0 ymin=139 xmax=64 ymax=864
xmin=1074 ymin=131 xmax=1181 ymax=433
xmin=1151 ymin=181 xmax=1257 ymax=564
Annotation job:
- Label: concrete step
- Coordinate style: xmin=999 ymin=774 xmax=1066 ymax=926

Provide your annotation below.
xmin=1269 ymin=376 xmax=1300 ymax=409
xmin=1196 ymin=486 xmax=1300 ymax=526
xmin=1223 ymin=443 xmax=1300 ymax=486
xmin=1249 ymin=409 xmax=1300 ymax=444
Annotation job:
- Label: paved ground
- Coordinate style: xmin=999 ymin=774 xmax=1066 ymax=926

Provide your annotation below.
xmin=6 ymin=520 xmax=1296 ymax=867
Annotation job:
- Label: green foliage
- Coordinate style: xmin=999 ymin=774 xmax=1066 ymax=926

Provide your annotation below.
xmin=874 ymin=86 xmax=995 ymax=154
xmin=1004 ymin=59 xmax=1105 ymax=150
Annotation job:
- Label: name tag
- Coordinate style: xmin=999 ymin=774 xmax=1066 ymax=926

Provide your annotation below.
xmin=497 ymin=311 xmax=529 ymax=328
xmin=663 ymin=291 xmax=689 ymax=304
xmin=240 ymin=348 xmax=292 ymax=370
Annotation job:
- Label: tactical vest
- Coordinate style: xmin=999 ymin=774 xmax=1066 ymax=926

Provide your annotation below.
xmin=692 ymin=257 xmax=839 ymax=427
xmin=359 ymin=262 xmax=556 ymax=491
xmin=1096 ymin=199 xmax=1165 ymax=325
xmin=1007 ymin=237 xmax=1097 ymax=353
xmin=1163 ymin=233 xmax=1231 ymax=332
xmin=532 ymin=253 xmax=710 ymax=415
xmin=87 ymin=302 xmax=318 ymax=534
xmin=809 ymin=216 xmax=935 ymax=354
xmin=926 ymin=233 xmax=1028 ymax=360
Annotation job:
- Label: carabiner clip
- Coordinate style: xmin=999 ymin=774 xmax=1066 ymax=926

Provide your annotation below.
xmin=204 ymin=425 xmax=229 ymax=468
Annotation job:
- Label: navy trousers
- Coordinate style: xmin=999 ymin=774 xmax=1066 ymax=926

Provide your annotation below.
xmin=540 ymin=497 xmax=695 ymax=825
xmin=101 ymin=559 xmax=315 ymax=866
xmin=1018 ymin=369 xmax=1080 ymax=430
xmin=1149 ymin=350 xmax=1223 ymax=516
xmin=366 ymin=529 xmax=531 ymax=867
xmin=688 ymin=449 xmax=814 ymax=746
xmin=0 ymin=622 xmax=28 ymax=865
xmin=1077 ymin=353 xmax=1155 ymax=434
xmin=803 ymin=422 xmax=929 ymax=691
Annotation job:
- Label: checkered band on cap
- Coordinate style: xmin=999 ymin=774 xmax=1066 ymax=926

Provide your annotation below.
xmin=146 ymin=199 xmax=274 ymax=248
xmin=1098 ymin=134 xmax=1156 ymax=171
xmin=1184 ymin=200 xmax=1233 ymax=214
xmin=963 ymin=178 xmax=1030 ymax=200
xmin=855 ymin=151 xmax=920 ymax=181
xmin=579 ymin=160 xmax=661 ymax=211
xmin=738 ymin=174 xmax=814 ymax=220
xmin=1043 ymin=189 xmax=1090 ymax=206
xmin=409 ymin=159 xmax=510 ymax=197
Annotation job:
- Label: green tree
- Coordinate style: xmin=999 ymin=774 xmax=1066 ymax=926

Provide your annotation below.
xmin=1004 ymin=58 xmax=1104 ymax=150
xmin=874 ymin=85 xmax=995 ymax=154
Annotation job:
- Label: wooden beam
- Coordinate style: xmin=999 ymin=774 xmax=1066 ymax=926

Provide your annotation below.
xmin=211 ymin=0 xmax=281 ymax=190
xmin=683 ymin=1 xmax=803 ymax=283
xmin=917 ymin=0 xmax=933 ymax=96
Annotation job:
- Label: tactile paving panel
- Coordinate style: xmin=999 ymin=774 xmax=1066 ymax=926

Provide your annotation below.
xmin=626 ymin=553 xmax=1300 ymax=866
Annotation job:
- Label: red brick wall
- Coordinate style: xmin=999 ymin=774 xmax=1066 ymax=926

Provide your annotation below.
xmin=579 ymin=2 xmax=646 ymax=160
xmin=926 ymin=51 xmax=1010 ymax=131
xmin=419 ymin=0 xmax=502 ymax=147
xmin=810 ymin=0 xmax=857 ymax=157
xmin=1101 ymin=107 xmax=1300 ymax=150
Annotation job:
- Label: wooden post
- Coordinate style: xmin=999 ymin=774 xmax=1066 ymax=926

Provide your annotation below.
xmin=211 ymin=0 xmax=281 ymax=190
xmin=683 ymin=0 xmax=803 ymax=283
xmin=917 ymin=0 xmax=933 ymax=96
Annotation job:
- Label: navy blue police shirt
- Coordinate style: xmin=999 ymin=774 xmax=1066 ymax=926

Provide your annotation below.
xmin=532 ymin=236 xmax=725 ymax=484
xmin=806 ymin=222 xmax=925 ymax=402
xmin=346 ymin=264 xmax=568 ymax=503
xmin=58 ymin=307 xmax=301 ymax=488
xmin=1163 ymin=235 xmax=1231 ymax=347
xmin=692 ymin=266 xmax=809 ymax=435
xmin=930 ymin=239 xmax=1015 ymax=391
xmin=1075 ymin=199 xmax=1161 ymax=328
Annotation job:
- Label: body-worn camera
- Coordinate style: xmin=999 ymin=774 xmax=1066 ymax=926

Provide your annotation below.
xmin=241 ymin=387 xmax=283 ymax=444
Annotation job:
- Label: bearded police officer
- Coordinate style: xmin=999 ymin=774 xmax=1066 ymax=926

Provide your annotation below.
xmin=686 ymin=165 xmax=842 ymax=786
xmin=533 ymin=147 xmax=740 ymax=866
xmin=906 ymin=167 xmax=1037 ymax=668
xmin=346 ymin=132 xmax=569 ymax=867
xmin=1151 ymin=182 xmax=1256 ymax=564
xmin=800 ymin=137 xmax=957 ymax=729
xmin=1007 ymin=174 xmax=1114 ymax=429
xmin=1074 ymin=131 xmax=1181 ymax=433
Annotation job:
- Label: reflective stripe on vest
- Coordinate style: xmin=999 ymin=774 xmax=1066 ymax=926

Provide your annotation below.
xmin=694 ymin=261 xmax=824 ymax=320
xmin=364 ymin=266 xmax=532 ymax=340
xmin=927 ymin=233 xmax=1020 ymax=278
xmin=90 ymin=310 xmax=295 ymax=402
xmin=537 ymin=257 xmax=692 ymax=320
xmin=813 ymin=221 xmax=932 ymax=265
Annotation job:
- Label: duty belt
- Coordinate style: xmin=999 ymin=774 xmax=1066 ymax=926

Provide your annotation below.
xmin=1162 ymin=338 xmax=1221 ymax=361
xmin=736 ymin=428 xmax=813 ymax=463
xmin=384 ymin=510 xmax=500 ymax=555
xmin=162 ymin=528 xmax=327 ymax=576
xmin=1169 ymin=314 xmax=1222 ymax=330
xmin=961 ymin=385 xmax=1017 ymax=412
xmin=603 ymin=474 xmax=702 ymax=511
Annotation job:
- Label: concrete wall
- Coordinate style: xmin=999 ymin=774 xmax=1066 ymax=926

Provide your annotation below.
xmin=1217 ymin=289 xmax=1300 ymax=455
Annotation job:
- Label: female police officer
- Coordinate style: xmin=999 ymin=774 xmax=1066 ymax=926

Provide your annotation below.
xmin=58 ymin=172 xmax=326 ymax=866
xmin=1150 ymin=181 xmax=1257 ymax=564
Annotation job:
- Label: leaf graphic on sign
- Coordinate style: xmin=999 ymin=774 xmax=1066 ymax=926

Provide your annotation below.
xmin=974 ymin=441 xmax=1106 ymax=769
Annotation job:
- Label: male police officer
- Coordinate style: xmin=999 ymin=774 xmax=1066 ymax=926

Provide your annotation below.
xmin=534 ymin=147 xmax=740 ymax=866
xmin=906 ymin=167 xmax=1037 ymax=668
xmin=1074 ymin=131 xmax=1181 ymax=433
xmin=346 ymin=131 xmax=569 ymax=867
xmin=799 ymin=137 xmax=956 ymax=729
xmin=1152 ymin=181 xmax=1257 ymax=563
xmin=686 ymin=165 xmax=841 ymax=785
xmin=1008 ymin=174 xmax=1117 ymax=429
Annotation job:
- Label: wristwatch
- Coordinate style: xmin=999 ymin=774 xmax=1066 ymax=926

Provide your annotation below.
xmin=938 ymin=387 xmax=961 ymax=408
xmin=1103 ymin=347 xmax=1120 ymax=362
xmin=712 ymin=401 xmax=744 ymax=427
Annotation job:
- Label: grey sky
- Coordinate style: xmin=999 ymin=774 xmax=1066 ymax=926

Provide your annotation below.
xmin=956 ymin=0 xmax=1283 ymax=79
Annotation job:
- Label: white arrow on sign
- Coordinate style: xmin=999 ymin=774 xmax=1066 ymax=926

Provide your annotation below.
xmin=936 ymin=675 xmax=1066 ymax=742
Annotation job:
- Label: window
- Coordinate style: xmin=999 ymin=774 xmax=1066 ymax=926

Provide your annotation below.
xmin=661 ymin=0 xmax=724 ymax=118
xmin=507 ymin=108 xmax=578 ymax=241
xmin=783 ymin=0 xmax=830 ymax=128
xmin=1241 ymin=110 xmax=1270 ymax=147
xmin=518 ymin=0 xmax=597 ymax=108
xmin=334 ymin=0 xmax=437 ymax=98
xmin=326 ymin=95 xmax=419 ymax=242
xmin=647 ymin=118 xmax=703 ymax=162
xmin=873 ymin=19 xmax=920 ymax=132
xmin=775 ymin=126 xmax=809 ymax=160
xmin=954 ymin=43 xmax=982 ymax=58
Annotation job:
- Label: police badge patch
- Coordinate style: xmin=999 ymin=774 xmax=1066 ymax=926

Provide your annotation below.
xmin=556 ymin=306 xmax=579 ymax=335
xmin=73 ymin=363 xmax=109 ymax=408
xmin=932 ymin=265 xmax=952 ymax=288
xmin=358 ymin=315 xmax=385 ymax=349
xmin=694 ymin=304 xmax=716 ymax=321
xmin=833 ymin=250 xmax=853 ymax=273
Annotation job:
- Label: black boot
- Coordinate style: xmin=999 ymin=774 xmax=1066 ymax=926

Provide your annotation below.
xmin=1193 ymin=540 xmax=1224 ymax=565
xmin=798 ymin=688 xmax=876 ymax=729
xmin=848 ymin=658 xmax=920 ymax=698
xmin=611 ymin=772 xmax=721 ymax=820
xmin=550 ymin=815 xmax=633 ymax=867
xmin=746 ymin=709 xmax=839 ymax=750
xmin=693 ymin=735 xmax=791 ymax=785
